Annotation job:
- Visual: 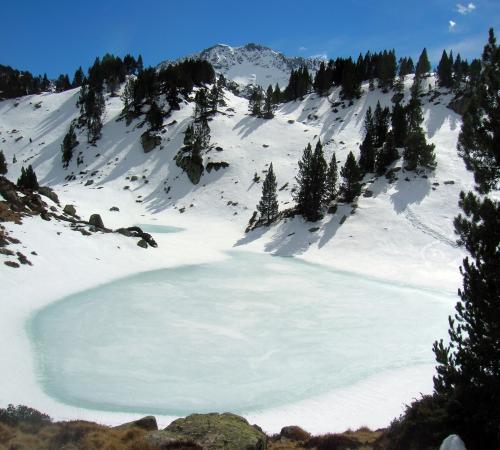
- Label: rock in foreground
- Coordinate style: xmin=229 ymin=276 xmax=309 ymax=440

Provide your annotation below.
xmin=147 ymin=413 xmax=267 ymax=450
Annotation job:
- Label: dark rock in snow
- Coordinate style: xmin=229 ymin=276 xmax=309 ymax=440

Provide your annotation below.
xmin=88 ymin=214 xmax=104 ymax=229
xmin=141 ymin=131 xmax=161 ymax=153
xmin=206 ymin=161 xmax=229 ymax=173
xmin=63 ymin=204 xmax=77 ymax=216
xmin=137 ymin=239 xmax=148 ymax=248
xmin=38 ymin=186 xmax=59 ymax=204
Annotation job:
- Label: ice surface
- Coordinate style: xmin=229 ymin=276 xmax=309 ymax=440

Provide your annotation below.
xmin=28 ymin=251 xmax=454 ymax=416
xmin=135 ymin=224 xmax=184 ymax=234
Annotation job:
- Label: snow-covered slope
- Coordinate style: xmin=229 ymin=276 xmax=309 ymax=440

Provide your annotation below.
xmin=0 ymin=73 xmax=475 ymax=433
xmin=159 ymin=43 xmax=324 ymax=87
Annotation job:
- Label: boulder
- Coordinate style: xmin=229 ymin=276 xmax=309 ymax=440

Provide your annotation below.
xmin=115 ymin=416 xmax=158 ymax=431
xmin=448 ymin=95 xmax=471 ymax=116
xmin=147 ymin=413 xmax=267 ymax=450
xmin=63 ymin=204 xmax=77 ymax=216
xmin=279 ymin=426 xmax=310 ymax=441
xmin=137 ymin=239 xmax=148 ymax=248
xmin=38 ymin=186 xmax=59 ymax=204
xmin=109 ymin=206 xmax=120 ymax=212
xmin=175 ymin=152 xmax=204 ymax=185
xmin=141 ymin=131 xmax=161 ymax=153
xmin=88 ymin=214 xmax=104 ymax=229
xmin=440 ymin=434 xmax=467 ymax=450
xmin=206 ymin=161 xmax=229 ymax=173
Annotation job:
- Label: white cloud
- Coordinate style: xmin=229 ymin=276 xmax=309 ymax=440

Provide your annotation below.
xmin=456 ymin=3 xmax=476 ymax=15
xmin=449 ymin=20 xmax=457 ymax=31
xmin=298 ymin=46 xmax=307 ymax=51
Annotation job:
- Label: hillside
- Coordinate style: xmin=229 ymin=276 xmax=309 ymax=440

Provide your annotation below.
xmin=0 ymin=63 xmax=475 ymax=433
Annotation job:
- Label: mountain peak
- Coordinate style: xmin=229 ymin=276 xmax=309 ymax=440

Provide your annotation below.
xmin=159 ymin=43 xmax=323 ymax=88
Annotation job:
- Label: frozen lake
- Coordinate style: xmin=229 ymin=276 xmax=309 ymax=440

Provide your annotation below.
xmin=28 ymin=251 xmax=454 ymax=416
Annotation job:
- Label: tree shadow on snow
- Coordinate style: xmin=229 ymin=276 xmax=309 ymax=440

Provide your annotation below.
xmin=232 ymin=115 xmax=267 ymax=138
xmin=234 ymin=208 xmax=349 ymax=256
xmin=390 ymin=174 xmax=431 ymax=214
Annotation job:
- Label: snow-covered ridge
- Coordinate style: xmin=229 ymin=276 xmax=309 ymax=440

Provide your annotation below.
xmin=159 ymin=43 xmax=324 ymax=87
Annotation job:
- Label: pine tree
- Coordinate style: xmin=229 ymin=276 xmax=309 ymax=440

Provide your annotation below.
xmin=307 ymin=140 xmax=327 ymax=221
xmin=314 ymin=61 xmax=331 ymax=96
xmin=72 ymin=66 xmax=85 ymax=87
xmin=208 ymin=78 xmax=225 ymax=115
xmin=146 ymin=101 xmax=163 ymax=130
xmin=17 ymin=165 xmax=38 ymax=190
xmin=415 ymin=48 xmax=431 ymax=78
xmin=263 ymin=85 xmax=275 ymax=119
xmin=191 ymin=117 xmax=210 ymax=156
xmin=375 ymin=131 xmax=399 ymax=174
xmin=183 ymin=124 xmax=194 ymax=149
xmin=374 ymin=101 xmax=390 ymax=147
xmin=432 ymin=192 xmax=500 ymax=449
xmin=61 ymin=123 xmax=79 ymax=166
xmin=257 ymin=162 xmax=279 ymax=223
xmin=136 ymin=55 xmax=144 ymax=73
xmin=194 ymin=87 xmax=209 ymax=119
xmin=359 ymin=107 xmax=376 ymax=173
xmin=340 ymin=151 xmax=362 ymax=202
xmin=294 ymin=143 xmax=313 ymax=217
xmin=272 ymin=83 xmax=282 ymax=105
xmin=341 ymin=58 xmax=361 ymax=100
xmin=391 ymin=100 xmax=408 ymax=147
xmin=437 ymin=50 xmax=453 ymax=88
xmin=324 ymin=152 xmax=338 ymax=205
xmin=249 ymin=86 xmax=263 ymax=116
xmin=0 ymin=150 xmax=7 ymax=175
xmin=458 ymin=28 xmax=500 ymax=193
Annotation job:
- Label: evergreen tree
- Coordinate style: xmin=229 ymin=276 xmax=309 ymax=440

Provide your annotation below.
xmin=415 ymin=48 xmax=431 ymax=78
xmin=458 ymin=28 xmax=500 ymax=193
xmin=340 ymin=58 xmax=361 ymax=100
xmin=249 ymin=86 xmax=263 ymax=116
xmin=437 ymin=50 xmax=453 ymax=88
xmin=194 ymin=87 xmax=209 ymax=119
xmin=192 ymin=117 xmax=210 ymax=155
xmin=432 ymin=192 xmax=499 ymax=449
xmin=430 ymin=37 xmax=500 ymax=444
xmin=391 ymin=100 xmax=408 ymax=147
xmin=307 ymin=140 xmax=327 ymax=221
xmin=17 ymin=165 xmax=38 ymax=190
xmin=136 ymin=55 xmax=144 ymax=73
xmin=359 ymin=107 xmax=376 ymax=173
xmin=340 ymin=151 xmax=362 ymax=202
xmin=72 ymin=66 xmax=85 ymax=87
xmin=183 ymin=124 xmax=194 ymax=149
xmin=314 ymin=61 xmax=331 ymax=96
xmin=375 ymin=131 xmax=399 ymax=174
xmin=374 ymin=101 xmax=390 ymax=147
xmin=263 ymin=85 xmax=275 ymax=119
xmin=407 ymin=77 xmax=424 ymax=130
xmin=61 ymin=123 xmax=78 ymax=166
xmin=0 ymin=150 xmax=7 ymax=175
xmin=294 ymin=143 xmax=313 ymax=217
xmin=146 ymin=101 xmax=163 ymax=130
xmin=272 ymin=83 xmax=282 ymax=105
xmin=257 ymin=162 xmax=279 ymax=223
xmin=324 ymin=152 xmax=338 ymax=205
xmin=208 ymin=78 xmax=225 ymax=115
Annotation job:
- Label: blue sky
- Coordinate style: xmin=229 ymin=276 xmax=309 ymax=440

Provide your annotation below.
xmin=1 ymin=0 xmax=498 ymax=77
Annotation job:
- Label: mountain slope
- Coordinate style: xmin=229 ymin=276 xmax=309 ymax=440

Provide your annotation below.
xmin=159 ymin=43 xmax=324 ymax=87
